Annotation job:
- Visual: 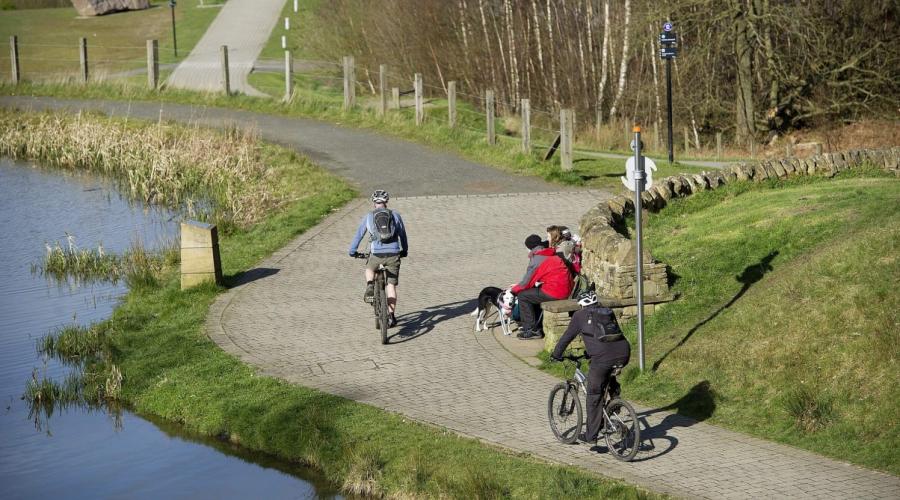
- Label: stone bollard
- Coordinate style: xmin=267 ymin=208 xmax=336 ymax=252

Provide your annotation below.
xmin=180 ymin=221 xmax=222 ymax=290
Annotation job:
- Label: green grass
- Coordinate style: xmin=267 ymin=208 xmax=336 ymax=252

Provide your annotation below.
xmin=543 ymin=169 xmax=900 ymax=474
xmin=13 ymin=113 xmax=658 ymax=498
xmin=0 ymin=0 xmax=219 ymax=78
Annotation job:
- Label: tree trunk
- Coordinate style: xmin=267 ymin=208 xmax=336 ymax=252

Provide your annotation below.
xmin=733 ymin=0 xmax=756 ymax=145
xmin=596 ymin=0 xmax=611 ymax=129
xmin=608 ymin=0 xmax=630 ymax=121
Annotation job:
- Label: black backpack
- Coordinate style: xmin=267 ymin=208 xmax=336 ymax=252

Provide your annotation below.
xmin=367 ymin=208 xmax=397 ymax=243
xmin=585 ymin=306 xmax=624 ymax=342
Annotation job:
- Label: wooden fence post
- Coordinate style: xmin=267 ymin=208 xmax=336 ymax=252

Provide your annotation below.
xmin=683 ymin=127 xmax=690 ymax=154
xmin=814 ymin=143 xmax=823 ymax=156
xmin=10 ymin=36 xmax=20 ymax=85
xmin=560 ymin=109 xmax=574 ymax=171
xmin=343 ymin=55 xmax=355 ymax=109
xmin=378 ymin=64 xmax=387 ymax=116
xmin=79 ymin=37 xmax=88 ymax=83
xmin=284 ymin=50 xmax=293 ymax=101
xmin=147 ymin=39 xmax=158 ymax=89
xmin=391 ymin=87 xmax=399 ymax=109
xmin=749 ymin=137 xmax=757 ymax=159
xmin=716 ymin=132 xmax=723 ymax=161
xmin=521 ymin=98 xmax=531 ymax=154
xmin=447 ymin=81 xmax=456 ymax=128
xmin=485 ymin=90 xmax=496 ymax=145
xmin=414 ymin=72 xmax=423 ymax=125
xmin=220 ymin=45 xmax=230 ymax=95
xmin=785 ymin=142 xmax=793 ymax=158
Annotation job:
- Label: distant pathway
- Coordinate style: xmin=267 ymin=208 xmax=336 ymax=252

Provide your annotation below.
xmin=3 ymin=96 xmax=898 ymax=499
xmin=166 ymin=0 xmax=284 ymax=96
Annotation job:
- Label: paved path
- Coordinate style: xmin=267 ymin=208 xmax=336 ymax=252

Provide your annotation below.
xmin=4 ymin=96 xmax=899 ymax=499
xmin=166 ymin=0 xmax=284 ymax=97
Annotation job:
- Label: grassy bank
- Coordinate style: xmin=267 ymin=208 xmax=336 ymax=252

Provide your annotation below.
xmin=0 ymin=79 xmax=710 ymax=191
xmin=543 ymin=169 xmax=900 ymax=474
xmin=9 ymin=111 xmax=658 ymax=499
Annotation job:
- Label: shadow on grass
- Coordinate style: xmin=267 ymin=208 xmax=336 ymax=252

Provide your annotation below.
xmin=652 ymin=250 xmax=779 ymax=372
xmin=224 ymin=267 xmax=280 ymax=288
xmin=621 ymin=380 xmax=717 ymax=462
xmin=390 ymin=299 xmax=474 ymax=344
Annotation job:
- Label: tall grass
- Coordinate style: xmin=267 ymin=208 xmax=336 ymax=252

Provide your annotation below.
xmin=0 ymin=110 xmax=283 ymax=229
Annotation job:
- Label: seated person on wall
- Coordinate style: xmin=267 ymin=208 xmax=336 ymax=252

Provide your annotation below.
xmin=510 ymin=234 xmax=573 ymax=340
xmin=551 ymin=290 xmax=631 ymax=444
xmin=547 ymin=225 xmax=581 ymax=274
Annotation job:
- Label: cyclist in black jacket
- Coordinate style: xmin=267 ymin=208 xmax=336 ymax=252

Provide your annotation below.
xmin=551 ymin=290 xmax=631 ymax=444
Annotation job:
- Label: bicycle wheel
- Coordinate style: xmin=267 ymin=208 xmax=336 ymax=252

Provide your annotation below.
xmin=375 ymin=278 xmax=389 ymax=344
xmin=604 ymin=398 xmax=640 ymax=461
xmin=548 ymin=382 xmax=582 ymax=444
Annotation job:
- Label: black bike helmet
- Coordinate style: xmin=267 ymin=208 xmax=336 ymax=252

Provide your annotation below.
xmin=372 ymin=190 xmax=390 ymax=203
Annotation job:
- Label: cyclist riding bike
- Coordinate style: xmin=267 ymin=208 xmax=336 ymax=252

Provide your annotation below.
xmin=348 ymin=190 xmax=409 ymax=328
xmin=551 ymin=290 xmax=631 ymax=444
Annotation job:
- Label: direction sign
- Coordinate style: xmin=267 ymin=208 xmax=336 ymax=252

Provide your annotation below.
xmin=621 ymin=156 xmax=658 ymax=191
xmin=663 ymin=22 xmax=673 ymax=32
xmin=659 ymin=32 xmax=677 ymax=44
xmin=660 ymin=46 xmax=678 ymax=59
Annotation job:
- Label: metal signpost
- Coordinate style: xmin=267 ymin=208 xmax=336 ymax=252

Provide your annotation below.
xmin=169 ymin=0 xmax=178 ymax=57
xmin=660 ymin=22 xmax=677 ymax=165
xmin=622 ymin=126 xmax=657 ymax=371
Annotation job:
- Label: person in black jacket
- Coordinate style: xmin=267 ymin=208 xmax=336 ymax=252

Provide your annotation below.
xmin=551 ymin=290 xmax=631 ymax=444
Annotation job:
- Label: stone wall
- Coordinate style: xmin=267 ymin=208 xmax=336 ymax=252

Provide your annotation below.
xmin=578 ymin=147 xmax=900 ymax=319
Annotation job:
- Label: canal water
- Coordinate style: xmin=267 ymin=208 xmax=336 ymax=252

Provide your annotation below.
xmin=0 ymin=157 xmax=343 ymax=499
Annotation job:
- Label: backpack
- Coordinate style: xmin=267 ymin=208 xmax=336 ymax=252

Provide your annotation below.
xmin=569 ymin=273 xmax=595 ymax=299
xmin=367 ymin=208 xmax=397 ymax=243
xmin=585 ymin=306 xmax=624 ymax=342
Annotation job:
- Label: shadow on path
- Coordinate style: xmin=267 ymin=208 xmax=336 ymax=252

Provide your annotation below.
xmin=225 ymin=267 xmax=280 ymax=288
xmin=389 ymin=299 xmax=475 ymax=344
xmin=652 ymin=251 xmax=779 ymax=371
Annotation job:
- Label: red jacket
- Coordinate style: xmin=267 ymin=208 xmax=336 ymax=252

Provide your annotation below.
xmin=512 ymin=248 xmax=573 ymax=299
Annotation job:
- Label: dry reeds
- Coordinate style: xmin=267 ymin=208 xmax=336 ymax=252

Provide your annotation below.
xmin=0 ymin=110 xmax=281 ymax=228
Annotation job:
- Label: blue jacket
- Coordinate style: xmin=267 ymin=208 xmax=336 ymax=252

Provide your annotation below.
xmin=348 ymin=209 xmax=408 ymax=255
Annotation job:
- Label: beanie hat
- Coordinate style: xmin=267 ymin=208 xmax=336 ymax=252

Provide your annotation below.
xmin=524 ymin=234 xmax=543 ymax=250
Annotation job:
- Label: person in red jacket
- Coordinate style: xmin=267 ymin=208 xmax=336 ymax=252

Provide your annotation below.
xmin=512 ymin=234 xmax=574 ymax=340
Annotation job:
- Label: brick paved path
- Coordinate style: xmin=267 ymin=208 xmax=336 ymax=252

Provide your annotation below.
xmin=4 ymin=96 xmax=897 ymax=498
xmin=209 ymin=194 xmax=900 ymax=499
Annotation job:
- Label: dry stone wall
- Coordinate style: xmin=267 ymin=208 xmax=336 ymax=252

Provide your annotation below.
xmin=579 ymin=147 xmax=900 ymax=319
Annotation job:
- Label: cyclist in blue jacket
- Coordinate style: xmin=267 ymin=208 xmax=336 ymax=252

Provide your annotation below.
xmin=348 ymin=190 xmax=408 ymax=327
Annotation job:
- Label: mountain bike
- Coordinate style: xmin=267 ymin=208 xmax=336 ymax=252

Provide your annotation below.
xmin=355 ymin=253 xmax=389 ymax=344
xmin=548 ymin=353 xmax=640 ymax=461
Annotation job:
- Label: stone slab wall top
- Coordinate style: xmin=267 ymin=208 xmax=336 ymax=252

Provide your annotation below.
xmin=71 ymin=0 xmax=150 ymax=16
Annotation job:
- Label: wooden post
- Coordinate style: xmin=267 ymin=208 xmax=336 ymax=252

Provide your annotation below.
xmin=147 ymin=40 xmax=159 ymax=90
xmin=414 ymin=72 xmax=423 ymax=125
xmin=749 ymin=137 xmax=757 ymax=159
xmin=10 ymin=36 xmax=20 ymax=85
xmin=716 ymin=132 xmax=723 ymax=161
xmin=391 ymin=87 xmax=399 ymax=109
xmin=785 ymin=142 xmax=793 ymax=158
xmin=284 ymin=50 xmax=293 ymax=101
xmin=814 ymin=143 xmax=823 ymax=156
xmin=560 ymin=108 xmax=574 ymax=171
xmin=521 ymin=98 xmax=531 ymax=154
xmin=624 ymin=121 xmax=630 ymax=146
xmin=79 ymin=37 xmax=88 ymax=83
xmin=485 ymin=90 xmax=496 ymax=145
xmin=180 ymin=221 xmax=223 ymax=290
xmin=220 ymin=45 xmax=230 ymax=95
xmin=447 ymin=81 xmax=457 ymax=128
xmin=343 ymin=56 xmax=355 ymax=109
xmin=378 ymin=64 xmax=387 ymax=116
xmin=683 ymin=127 xmax=689 ymax=154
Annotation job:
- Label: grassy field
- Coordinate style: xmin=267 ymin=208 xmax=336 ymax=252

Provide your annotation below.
xmin=542 ymin=169 xmax=900 ymax=474
xmin=0 ymin=0 xmax=219 ymax=79
xmin=16 ymin=111 xmax=659 ymax=499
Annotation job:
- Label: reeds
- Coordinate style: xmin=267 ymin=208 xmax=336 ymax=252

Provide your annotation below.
xmin=0 ymin=110 xmax=281 ymax=228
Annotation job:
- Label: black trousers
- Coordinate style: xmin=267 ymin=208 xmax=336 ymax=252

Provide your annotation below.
xmin=517 ymin=288 xmax=556 ymax=333
xmin=585 ymin=357 xmax=627 ymax=441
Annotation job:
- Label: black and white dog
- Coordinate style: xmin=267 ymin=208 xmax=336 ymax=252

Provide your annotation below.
xmin=470 ymin=286 xmax=515 ymax=335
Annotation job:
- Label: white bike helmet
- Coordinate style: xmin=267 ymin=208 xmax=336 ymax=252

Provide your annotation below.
xmin=372 ymin=190 xmax=390 ymax=203
xmin=577 ymin=290 xmax=598 ymax=307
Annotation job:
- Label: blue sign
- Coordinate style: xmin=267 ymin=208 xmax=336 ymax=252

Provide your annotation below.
xmin=663 ymin=22 xmax=673 ymax=32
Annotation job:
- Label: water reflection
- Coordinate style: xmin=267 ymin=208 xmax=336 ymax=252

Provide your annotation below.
xmin=0 ymin=157 xmax=344 ymax=499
